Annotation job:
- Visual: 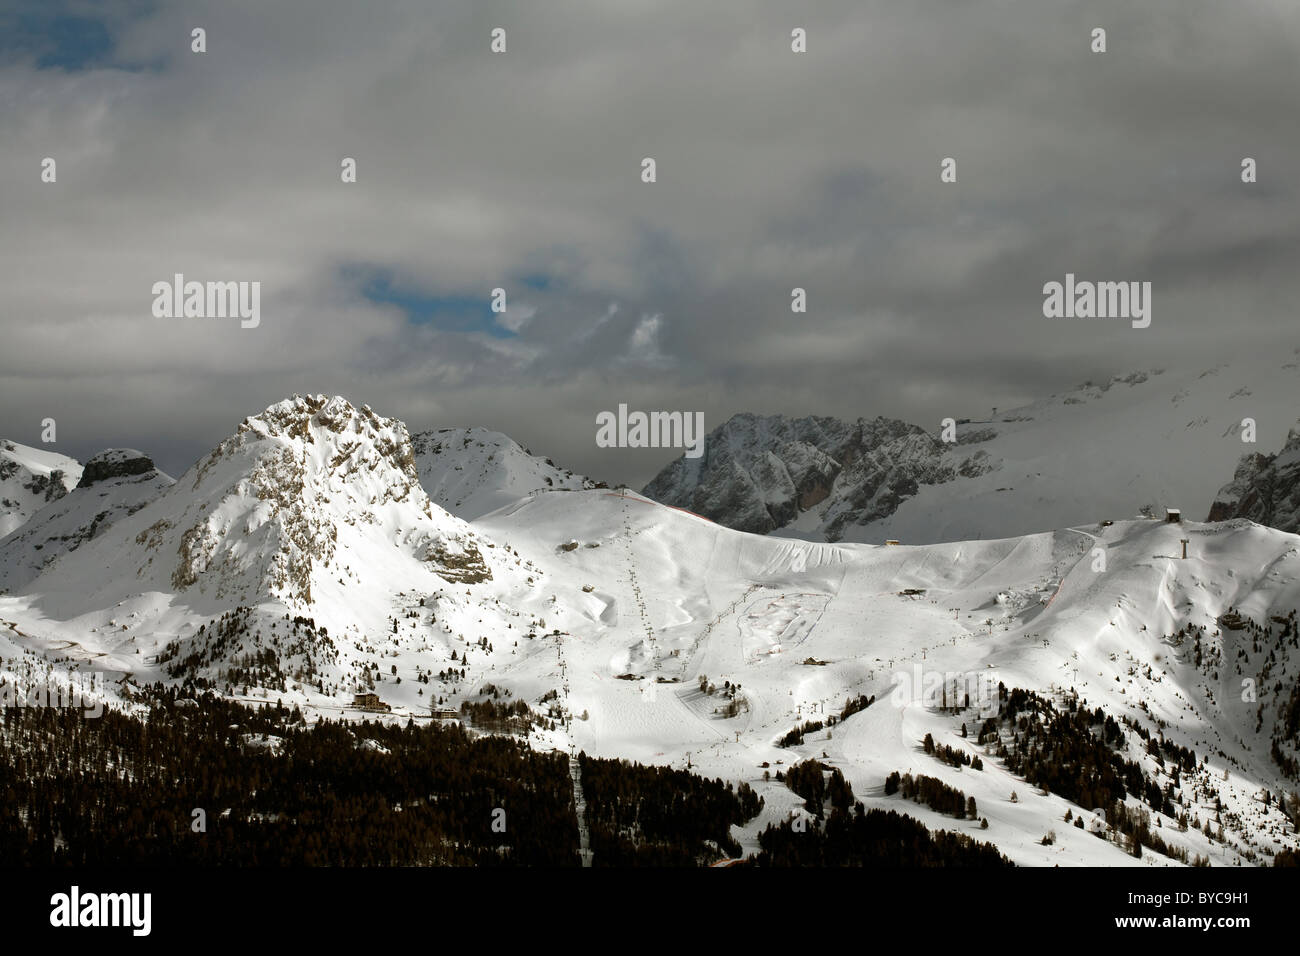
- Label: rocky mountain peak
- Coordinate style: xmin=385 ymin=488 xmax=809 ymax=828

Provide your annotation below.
xmin=1207 ymin=419 xmax=1300 ymax=531
xmin=155 ymin=395 xmax=491 ymax=602
xmin=228 ymin=394 xmax=419 ymax=482
xmin=76 ymin=449 xmax=158 ymax=488
xmin=643 ymin=411 xmax=995 ymax=539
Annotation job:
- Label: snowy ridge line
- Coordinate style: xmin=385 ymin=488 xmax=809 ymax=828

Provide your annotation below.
xmin=605 ymin=491 xmax=714 ymax=524
xmin=4 ymin=390 xmax=1300 ymax=864
xmin=642 ymin=360 xmax=1300 ymax=545
xmin=487 ymin=491 xmax=539 ymax=520
xmin=412 ymin=426 xmax=597 ymax=521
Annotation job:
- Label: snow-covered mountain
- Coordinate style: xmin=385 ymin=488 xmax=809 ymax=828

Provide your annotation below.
xmin=47 ymin=395 xmax=499 ymax=609
xmin=4 ymin=392 xmax=1300 ymax=866
xmin=1209 ymin=422 xmax=1300 ymax=533
xmin=644 ymin=360 xmax=1300 ymax=545
xmin=0 ymin=440 xmax=81 ymax=539
xmin=412 ymin=426 xmax=601 ymax=520
xmin=643 ymin=413 xmax=995 ymax=538
xmin=0 ymin=449 xmax=173 ymax=594
xmin=472 ymin=491 xmax=1300 ymax=866
xmin=3 ymin=396 xmax=541 ymax=696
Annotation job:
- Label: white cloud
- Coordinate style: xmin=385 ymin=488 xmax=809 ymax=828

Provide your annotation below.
xmin=1 ymin=0 xmax=1297 ymax=487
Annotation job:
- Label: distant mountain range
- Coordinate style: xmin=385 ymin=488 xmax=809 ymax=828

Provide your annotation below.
xmin=6 ymin=359 xmax=1298 ymax=565
xmin=2 ymin=386 xmax=1300 ymax=866
xmin=1209 ymin=423 xmax=1300 ymax=532
xmin=644 ymin=359 xmax=1300 ymax=543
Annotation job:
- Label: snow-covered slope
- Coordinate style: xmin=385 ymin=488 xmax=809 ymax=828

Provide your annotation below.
xmin=4 ymin=397 xmax=1300 ymax=866
xmin=412 ymin=426 xmax=600 ymax=520
xmin=0 ymin=440 xmax=82 ymax=538
xmin=1 ymin=397 xmax=545 ymax=698
xmin=1209 ymin=421 xmax=1300 ymax=532
xmin=645 ymin=359 xmax=1300 ymax=545
xmin=0 ymin=449 xmax=173 ymax=594
xmin=473 ymin=491 xmax=1300 ymax=865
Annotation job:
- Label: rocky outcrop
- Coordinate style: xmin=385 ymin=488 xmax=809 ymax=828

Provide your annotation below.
xmin=642 ymin=413 xmax=996 ymax=541
xmin=76 ymin=449 xmax=157 ymax=488
xmin=0 ymin=448 xmax=173 ymax=593
xmin=0 ymin=440 xmax=82 ymax=539
xmin=158 ymin=394 xmax=495 ymax=602
xmin=1208 ymin=423 xmax=1300 ymax=532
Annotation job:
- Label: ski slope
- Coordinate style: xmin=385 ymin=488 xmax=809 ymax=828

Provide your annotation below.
xmin=2 ymin=399 xmax=1299 ymax=866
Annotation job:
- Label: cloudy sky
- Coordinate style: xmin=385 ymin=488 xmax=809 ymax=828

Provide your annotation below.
xmin=2 ymin=0 xmax=1298 ymax=487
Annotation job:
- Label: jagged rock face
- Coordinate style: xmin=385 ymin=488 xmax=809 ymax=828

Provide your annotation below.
xmin=1208 ymin=424 xmax=1300 ymax=531
xmin=76 ymin=449 xmax=157 ymax=488
xmin=642 ymin=413 xmax=996 ymax=540
xmin=0 ymin=450 xmax=173 ymax=593
xmin=0 ymin=460 xmax=68 ymax=507
xmin=0 ymin=440 xmax=82 ymax=539
xmin=27 ymin=395 xmax=495 ymax=610
xmin=163 ymin=395 xmax=492 ymax=601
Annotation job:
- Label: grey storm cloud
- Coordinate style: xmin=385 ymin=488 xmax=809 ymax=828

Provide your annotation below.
xmin=1 ymin=0 xmax=1297 ymax=487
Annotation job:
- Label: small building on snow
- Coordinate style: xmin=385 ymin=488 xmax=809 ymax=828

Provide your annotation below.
xmin=352 ymin=691 xmax=390 ymax=712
